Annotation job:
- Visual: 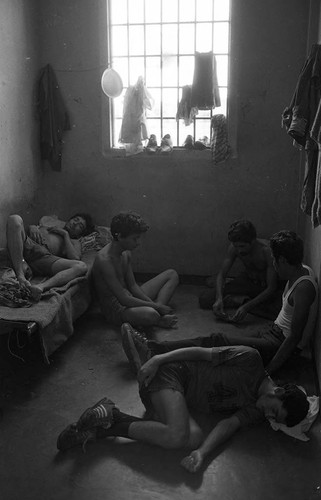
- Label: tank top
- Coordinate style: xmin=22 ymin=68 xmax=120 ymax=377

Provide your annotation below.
xmin=274 ymin=265 xmax=318 ymax=350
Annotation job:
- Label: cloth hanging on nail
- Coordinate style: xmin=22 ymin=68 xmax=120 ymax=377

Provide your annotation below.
xmin=38 ymin=64 xmax=71 ymax=171
xmin=211 ymin=114 xmax=231 ymax=165
xmin=191 ymin=52 xmax=221 ymax=110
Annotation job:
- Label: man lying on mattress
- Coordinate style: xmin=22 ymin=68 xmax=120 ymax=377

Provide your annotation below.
xmin=5 ymin=212 xmax=94 ymax=301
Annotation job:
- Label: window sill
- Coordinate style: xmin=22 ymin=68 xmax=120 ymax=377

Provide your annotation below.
xmin=103 ymin=146 xmax=212 ymax=159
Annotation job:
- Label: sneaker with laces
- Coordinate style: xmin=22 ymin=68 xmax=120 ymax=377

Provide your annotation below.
xmin=77 ymin=397 xmax=117 ymax=431
xmin=57 ymin=423 xmax=97 ymax=452
xmin=121 ymin=323 xmax=152 ymax=375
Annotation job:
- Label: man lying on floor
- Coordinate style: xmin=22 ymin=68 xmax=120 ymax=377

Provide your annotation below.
xmin=93 ymin=211 xmax=179 ymax=329
xmin=149 ymin=230 xmax=317 ymax=375
xmin=6 ymin=212 xmax=94 ymax=301
xmin=57 ymin=339 xmax=310 ymax=473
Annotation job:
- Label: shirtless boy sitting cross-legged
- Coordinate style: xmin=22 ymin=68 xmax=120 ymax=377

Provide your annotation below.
xmin=93 ymin=211 xmax=179 ymax=329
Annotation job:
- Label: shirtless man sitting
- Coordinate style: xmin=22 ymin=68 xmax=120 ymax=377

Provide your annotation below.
xmin=199 ymin=219 xmax=280 ymax=323
xmin=93 ymin=211 xmax=179 ymax=329
xmin=6 ymin=212 xmax=94 ymax=300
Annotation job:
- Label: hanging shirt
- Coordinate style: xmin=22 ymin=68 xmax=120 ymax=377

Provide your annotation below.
xmin=38 ymin=64 xmax=71 ymax=171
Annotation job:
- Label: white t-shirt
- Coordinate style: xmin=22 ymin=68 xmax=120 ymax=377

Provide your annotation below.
xmin=274 ymin=265 xmax=318 ymax=350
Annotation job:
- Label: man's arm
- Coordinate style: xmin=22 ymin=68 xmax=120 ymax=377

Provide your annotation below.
xmin=266 ymin=280 xmax=316 ymax=374
xmin=98 ymin=255 xmax=166 ymax=312
xmin=47 ymin=227 xmax=82 ymax=260
xmin=181 ymin=416 xmax=241 ymax=473
xmin=125 ymin=257 xmax=153 ymax=302
xmin=213 ymin=245 xmax=236 ymax=315
xmin=231 ymin=249 xmax=278 ymax=322
xmin=138 ymin=346 xmax=213 ymax=386
xmin=138 ymin=346 xmax=255 ymax=386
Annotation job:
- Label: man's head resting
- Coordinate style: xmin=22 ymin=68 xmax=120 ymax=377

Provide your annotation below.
xmin=279 ymin=383 xmax=309 ymax=427
xmin=65 ymin=213 xmax=95 ymax=239
xmin=111 ymin=211 xmax=150 ymax=241
xmin=258 ymin=383 xmax=309 ymax=427
xmin=228 ymin=219 xmax=257 ymax=244
xmin=270 ymin=230 xmax=304 ymax=266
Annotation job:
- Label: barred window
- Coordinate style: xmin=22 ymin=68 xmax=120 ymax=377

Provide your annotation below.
xmin=107 ymin=0 xmax=230 ymax=149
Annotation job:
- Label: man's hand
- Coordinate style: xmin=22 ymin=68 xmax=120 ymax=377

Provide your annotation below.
xmin=212 ymin=298 xmax=225 ymax=318
xmin=28 ymin=225 xmax=44 ymax=245
xmin=47 ymin=226 xmax=69 ymax=238
xmin=230 ymin=304 xmax=248 ymax=323
xmin=181 ymin=449 xmax=204 ymax=473
xmin=155 ymin=303 xmax=173 ymax=316
xmin=137 ymin=357 xmax=160 ymax=386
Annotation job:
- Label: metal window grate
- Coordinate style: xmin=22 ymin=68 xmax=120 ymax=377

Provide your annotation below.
xmin=107 ymin=0 xmax=230 ymax=148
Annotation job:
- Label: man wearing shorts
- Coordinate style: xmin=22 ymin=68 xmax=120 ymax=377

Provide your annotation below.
xmin=6 ymin=212 xmax=94 ymax=300
xmin=56 ymin=343 xmax=309 ymax=474
xmin=121 ymin=231 xmax=318 ymax=375
xmin=93 ymin=211 xmax=179 ymax=328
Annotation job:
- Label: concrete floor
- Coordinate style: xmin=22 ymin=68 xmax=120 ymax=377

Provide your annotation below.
xmin=0 ymin=284 xmax=320 ymax=500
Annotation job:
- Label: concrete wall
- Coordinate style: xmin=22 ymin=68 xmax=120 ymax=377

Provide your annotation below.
xmin=0 ymin=0 xmax=41 ymax=246
xmin=35 ymin=0 xmax=310 ymax=275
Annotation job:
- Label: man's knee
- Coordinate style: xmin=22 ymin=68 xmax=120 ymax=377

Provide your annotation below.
xmin=140 ymin=308 xmax=160 ymax=325
xmin=165 ymin=268 xmax=179 ymax=285
xmin=199 ymin=289 xmax=215 ymax=309
xmin=71 ymin=261 xmax=87 ymax=276
xmin=163 ymin=426 xmax=190 ymax=449
xmin=7 ymin=214 xmax=23 ymax=232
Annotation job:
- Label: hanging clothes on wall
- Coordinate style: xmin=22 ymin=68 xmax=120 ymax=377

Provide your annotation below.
xmin=176 ymin=85 xmax=198 ymax=125
xmin=191 ymin=52 xmax=221 ymax=110
xmin=119 ymin=76 xmax=153 ymax=155
xmin=281 ymin=44 xmax=321 ymax=224
xmin=38 ymin=64 xmax=71 ymax=171
xmin=211 ymin=114 xmax=231 ymax=165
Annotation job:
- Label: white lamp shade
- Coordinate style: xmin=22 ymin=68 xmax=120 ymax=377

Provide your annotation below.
xmin=101 ymin=68 xmax=123 ymax=98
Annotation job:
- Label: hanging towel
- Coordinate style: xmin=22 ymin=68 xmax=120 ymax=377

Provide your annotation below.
xmin=191 ymin=52 xmax=221 ymax=110
xmin=211 ymin=114 xmax=231 ymax=164
xmin=38 ymin=64 xmax=71 ymax=171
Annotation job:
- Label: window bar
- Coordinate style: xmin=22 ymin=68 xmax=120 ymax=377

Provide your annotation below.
xmin=193 ymin=0 xmax=197 ymax=142
xmin=106 ymin=0 xmax=114 ymax=147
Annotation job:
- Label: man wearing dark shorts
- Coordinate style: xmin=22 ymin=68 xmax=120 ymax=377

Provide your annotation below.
xmin=56 ymin=342 xmax=309 ymax=474
xmin=6 ymin=212 xmax=94 ymax=300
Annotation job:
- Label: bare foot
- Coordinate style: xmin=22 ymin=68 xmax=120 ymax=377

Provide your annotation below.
xmin=158 ymin=314 xmax=178 ymax=329
xmin=18 ymin=278 xmax=42 ymax=302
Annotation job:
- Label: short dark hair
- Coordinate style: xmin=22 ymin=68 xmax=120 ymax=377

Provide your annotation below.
xmin=270 ymin=230 xmax=304 ymax=265
xmin=228 ymin=219 xmax=257 ymax=244
xmin=69 ymin=213 xmax=95 ymax=236
xmin=279 ymin=383 xmax=309 ymax=427
xmin=110 ymin=211 xmax=149 ymax=240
